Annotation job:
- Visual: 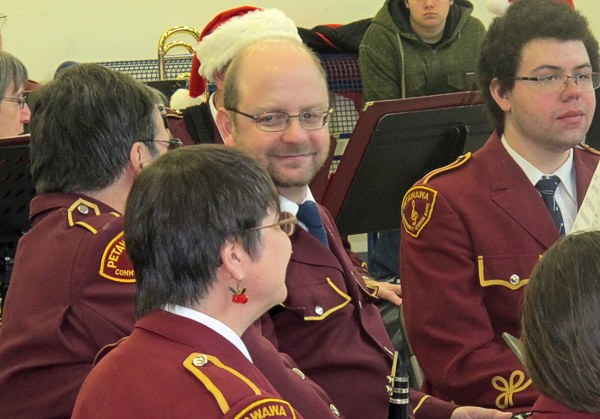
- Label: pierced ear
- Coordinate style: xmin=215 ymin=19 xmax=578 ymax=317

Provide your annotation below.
xmin=490 ymin=78 xmax=512 ymax=112
xmin=217 ymin=108 xmax=236 ymax=146
xmin=219 ymin=239 xmax=245 ymax=281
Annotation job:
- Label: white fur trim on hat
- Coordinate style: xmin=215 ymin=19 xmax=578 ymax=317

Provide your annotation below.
xmin=169 ymin=88 xmax=206 ymax=110
xmin=485 ymin=0 xmax=511 ymax=15
xmin=195 ymin=8 xmax=301 ymax=83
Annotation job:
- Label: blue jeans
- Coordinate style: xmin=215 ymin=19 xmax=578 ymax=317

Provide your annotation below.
xmin=368 ymin=229 xmax=400 ymax=280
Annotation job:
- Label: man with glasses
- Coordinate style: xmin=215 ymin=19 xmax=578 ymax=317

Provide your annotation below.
xmin=401 ymin=0 xmax=600 ymax=412
xmin=0 ymin=64 xmax=173 ymax=418
xmin=0 ymin=50 xmax=30 ymax=137
xmin=218 ymin=37 xmax=510 ymax=419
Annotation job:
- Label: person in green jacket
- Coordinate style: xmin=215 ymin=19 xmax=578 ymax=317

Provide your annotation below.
xmin=360 ymin=0 xmax=486 ymax=101
xmin=358 ymin=0 xmax=486 ymax=282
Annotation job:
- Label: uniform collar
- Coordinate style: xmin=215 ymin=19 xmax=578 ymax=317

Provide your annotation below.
xmin=163 ymin=304 xmax=252 ymax=362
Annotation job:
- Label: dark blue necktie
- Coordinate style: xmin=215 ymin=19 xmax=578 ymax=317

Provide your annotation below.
xmin=296 ymin=201 xmax=329 ymax=248
xmin=536 ymin=175 xmax=565 ymax=235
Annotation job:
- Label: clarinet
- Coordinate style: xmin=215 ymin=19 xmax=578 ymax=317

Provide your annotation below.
xmin=387 ymin=351 xmax=410 ymax=419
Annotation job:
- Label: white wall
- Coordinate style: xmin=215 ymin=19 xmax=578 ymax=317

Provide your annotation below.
xmin=3 ymin=0 xmax=600 ymax=83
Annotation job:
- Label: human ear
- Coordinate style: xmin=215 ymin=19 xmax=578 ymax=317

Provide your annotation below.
xmin=490 ymin=78 xmax=512 ymax=112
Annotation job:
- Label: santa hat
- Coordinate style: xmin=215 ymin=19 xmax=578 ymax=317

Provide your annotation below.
xmin=486 ymin=0 xmax=574 ymax=15
xmin=170 ymin=7 xmax=301 ymax=109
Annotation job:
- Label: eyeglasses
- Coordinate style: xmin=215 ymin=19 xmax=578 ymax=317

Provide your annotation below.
xmin=227 ymin=108 xmax=333 ymax=132
xmin=1 ymin=96 xmax=27 ymax=109
xmin=0 ymin=14 xmax=6 ymax=27
xmin=514 ymin=72 xmax=600 ymax=92
xmin=246 ymin=212 xmax=297 ymax=237
xmin=139 ymin=138 xmax=183 ymax=151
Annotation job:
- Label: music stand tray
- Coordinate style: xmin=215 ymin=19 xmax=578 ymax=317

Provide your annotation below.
xmin=321 ymin=91 xmax=493 ymax=236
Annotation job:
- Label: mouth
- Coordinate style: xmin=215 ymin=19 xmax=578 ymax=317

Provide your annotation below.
xmin=557 ymin=110 xmax=585 ymax=122
xmin=274 ymin=153 xmax=314 ymax=163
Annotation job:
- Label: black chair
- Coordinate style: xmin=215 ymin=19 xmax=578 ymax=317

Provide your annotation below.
xmin=0 ymin=135 xmax=35 ymax=313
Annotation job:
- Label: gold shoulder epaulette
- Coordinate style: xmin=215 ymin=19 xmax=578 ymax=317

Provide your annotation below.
xmin=579 ymin=142 xmax=600 ymax=155
xmin=183 ymin=352 xmax=261 ymax=414
xmin=165 ymin=107 xmax=184 ymax=119
xmin=422 ymin=152 xmax=472 ymax=184
xmin=183 ymin=353 xmax=296 ymax=418
xmin=67 ymin=198 xmax=119 ymax=234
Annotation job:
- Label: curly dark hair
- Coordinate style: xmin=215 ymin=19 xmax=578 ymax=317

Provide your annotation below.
xmin=478 ymin=0 xmax=599 ymax=132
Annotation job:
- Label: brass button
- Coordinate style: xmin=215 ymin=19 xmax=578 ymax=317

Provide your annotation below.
xmin=77 ymin=204 xmax=89 ymax=215
xmin=509 ymin=274 xmax=520 ymax=285
xmin=192 ymin=354 xmax=208 ymax=366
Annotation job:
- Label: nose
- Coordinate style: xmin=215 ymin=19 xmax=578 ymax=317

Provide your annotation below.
xmin=280 ymin=117 xmax=309 ymax=143
xmin=560 ymin=79 xmax=583 ymax=103
xmin=20 ymin=103 xmax=31 ymax=123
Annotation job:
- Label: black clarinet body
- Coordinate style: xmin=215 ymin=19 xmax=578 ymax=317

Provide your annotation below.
xmin=387 ymin=352 xmax=410 ymax=419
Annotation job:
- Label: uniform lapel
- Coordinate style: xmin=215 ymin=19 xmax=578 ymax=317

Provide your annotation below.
xmin=289 ymin=227 xmax=342 ymax=269
xmin=483 ymin=137 xmax=560 ymax=248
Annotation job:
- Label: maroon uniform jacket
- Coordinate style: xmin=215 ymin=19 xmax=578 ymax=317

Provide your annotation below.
xmin=267 ymin=202 xmax=459 ymax=419
xmin=401 ymin=133 xmax=600 ymax=411
xmin=530 ymin=394 xmax=600 ymax=418
xmin=73 ymin=310 xmax=300 ymax=419
xmin=0 ymin=193 xmax=136 ymax=419
xmin=0 ymin=195 xmax=347 ymax=419
xmin=243 ymin=318 xmax=342 ymax=418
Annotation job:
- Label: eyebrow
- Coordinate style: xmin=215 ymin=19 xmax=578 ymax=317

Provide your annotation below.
xmin=529 ymin=63 xmax=592 ymax=73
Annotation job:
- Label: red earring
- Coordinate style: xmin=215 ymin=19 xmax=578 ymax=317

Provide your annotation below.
xmin=229 ymin=282 xmax=248 ymax=304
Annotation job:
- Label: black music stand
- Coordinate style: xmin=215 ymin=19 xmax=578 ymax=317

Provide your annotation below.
xmin=321 ymin=91 xmax=494 ymax=236
xmin=0 ymin=135 xmax=35 ymax=309
xmin=145 ymin=79 xmax=188 ymax=101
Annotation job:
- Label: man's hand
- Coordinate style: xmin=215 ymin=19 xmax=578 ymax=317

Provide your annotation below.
xmin=365 ymin=279 xmax=402 ymax=306
xmin=451 ymin=406 xmax=513 ymax=419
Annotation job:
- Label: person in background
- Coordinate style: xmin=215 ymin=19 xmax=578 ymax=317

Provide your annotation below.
xmin=401 ymin=0 xmax=600 ymax=412
xmin=73 ymin=145 xmax=299 ymax=418
xmin=218 ymin=36 xmax=510 ymax=419
xmin=168 ymin=6 xmax=301 ymax=145
xmin=0 ymin=50 xmax=30 ymax=137
xmin=0 ymin=64 xmax=173 ymax=419
xmin=522 ymin=231 xmax=600 ymax=418
xmin=359 ymin=0 xmax=486 ymax=282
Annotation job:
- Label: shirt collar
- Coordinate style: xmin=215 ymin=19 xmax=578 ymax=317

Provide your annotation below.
xmin=163 ymin=304 xmax=252 ymax=362
xmin=501 ymin=134 xmax=576 ymax=199
xmin=278 ymin=188 xmax=316 ymax=217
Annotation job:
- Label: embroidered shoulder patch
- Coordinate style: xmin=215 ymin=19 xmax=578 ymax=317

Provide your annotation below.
xmin=234 ymin=399 xmax=296 ymax=419
xmin=99 ymin=231 xmax=135 ymax=283
xmin=402 ymin=186 xmax=438 ymax=238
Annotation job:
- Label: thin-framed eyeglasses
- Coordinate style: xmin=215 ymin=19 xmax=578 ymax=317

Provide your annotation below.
xmin=0 ymin=14 xmax=6 ymax=28
xmin=246 ymin=212 xmax=297 ymax=237
xmin=227 ymin=108 xmax=333 ymax=132
xmin=1 ymin=96 xmax=27 ymax=109
xmin=139 ymin=138 xmax=183 ymax=151
xmin=514 ymin=72 xmax=600 ymax=92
